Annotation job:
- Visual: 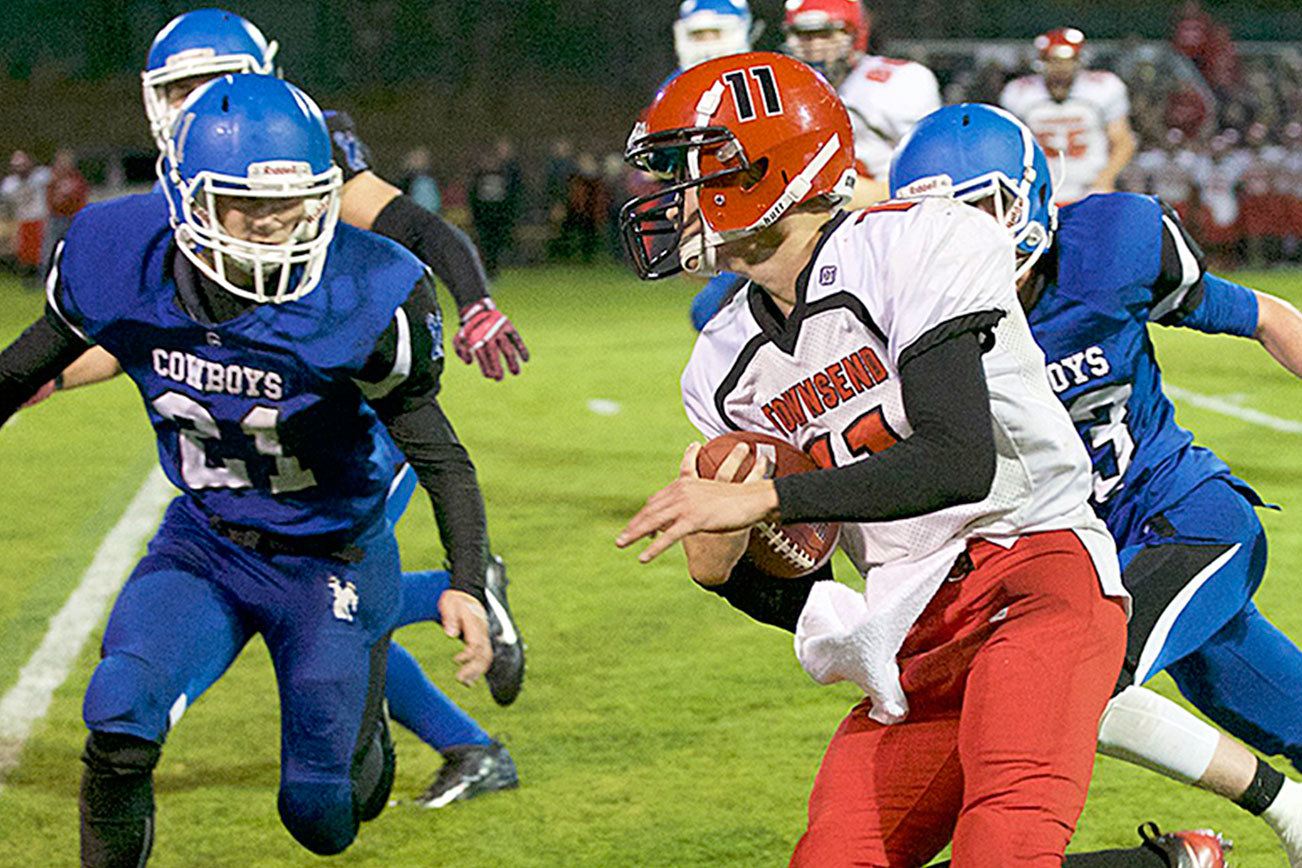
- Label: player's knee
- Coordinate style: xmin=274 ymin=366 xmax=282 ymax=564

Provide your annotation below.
xmin=83 ymin=653 xmax=173 ymax=739
xmin=82 ymin=730 xmax=161 ymax=777
xmin=278 ymin=779 xmax=358 ymax=856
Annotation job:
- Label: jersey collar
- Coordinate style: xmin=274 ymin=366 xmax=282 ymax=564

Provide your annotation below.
xmin=746 ymin=210 xmax=849 ymax=355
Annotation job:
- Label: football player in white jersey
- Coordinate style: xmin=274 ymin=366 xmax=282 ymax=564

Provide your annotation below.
xmin=1000 ymin=27 xmax=1138 ymax=205
xmin=673 ymin=0 xmax=754 ymax=72
xmin=610 ymin=52 xmax=1187 ymax=868
xmin=783 ymin=0 xmax=941 ymax=205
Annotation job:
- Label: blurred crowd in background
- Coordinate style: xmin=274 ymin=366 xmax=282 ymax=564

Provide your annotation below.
xmin=1 ymin=1 xmax=1299 ymax=281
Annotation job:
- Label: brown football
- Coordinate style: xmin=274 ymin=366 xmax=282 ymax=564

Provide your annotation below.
xmin=696 ymin=431 xmax=841 ymax=579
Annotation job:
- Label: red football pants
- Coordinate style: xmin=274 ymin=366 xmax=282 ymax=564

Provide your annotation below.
xmin=791 ymin=530 xmax=1126 ymax=868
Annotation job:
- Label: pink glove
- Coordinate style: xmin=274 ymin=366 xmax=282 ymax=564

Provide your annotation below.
xmin=21 ymin=379 xmax=57 ymax=409
xmin=453 ymin=299 xmax=529 ymax=381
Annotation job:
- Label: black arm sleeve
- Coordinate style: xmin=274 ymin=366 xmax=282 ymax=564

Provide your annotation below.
xmin=1150 ymin=199 xmax=1208 ymax=325
xmin=702 ymin=557 xmax=827 ymax=633
xmin=361 ymin=278 xmax=489 ymax=603
xmin=774 ymin=329 xmax=997 ymax=524
xmin=370 ymin=195 xmax=491 ymax=310
xmin=0 ymin=308 xmax=92 ymax=426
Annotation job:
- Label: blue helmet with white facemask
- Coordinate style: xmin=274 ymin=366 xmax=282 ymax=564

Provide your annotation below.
xmin=142 ymin=8 xmax=278 ymax=150
xmin=674 ymin=0 xmax=753 ymax=71
xmin=890 ymin=103 xmax=1058 ymax=280
xmin=161 ymin=74 xmax=342 ymax=305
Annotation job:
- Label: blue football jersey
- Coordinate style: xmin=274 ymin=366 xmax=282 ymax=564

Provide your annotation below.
xmin=1025 ymin=192 xmax=1244 ymax=535
xmin=49 ymin=190 xmax=428 ymax=537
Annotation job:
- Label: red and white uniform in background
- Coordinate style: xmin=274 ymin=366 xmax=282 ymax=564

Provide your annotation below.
xmin=0 ymin=163 xmax=51 ymax=269
xmin=999 ymin=70 xmax=1129 ymax=205
xmin=1193 ymin=147 xmax=1249 ymax=246
xmin=837 ymin=55 xmax=941 ymax=181
xmin=1134 ymin=147 xmax=1198 ymax=222
xmin=681 ymin=198 xmax=1125 ymax=720
xmin=1238 ymin=148 xmax=1288 ymax=242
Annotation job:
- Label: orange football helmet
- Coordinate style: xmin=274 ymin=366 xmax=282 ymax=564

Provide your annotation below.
xmin=620 ymin=51 xmax=855 ymax=279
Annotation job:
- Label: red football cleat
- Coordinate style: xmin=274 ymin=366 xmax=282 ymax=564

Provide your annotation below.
xmin=1139 ymin=822 xmax=1233 ymax=868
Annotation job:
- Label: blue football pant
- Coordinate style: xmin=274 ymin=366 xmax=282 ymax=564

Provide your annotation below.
xmin=1116 ymin=476 xmax=1302 ymax=770
xmin=176 ymin=465 xmax=493 ymax=755
xmin=83 ymin=497 xmax=400 ymax=855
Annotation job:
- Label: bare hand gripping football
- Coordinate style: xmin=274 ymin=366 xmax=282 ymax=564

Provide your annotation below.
xmin=616 ymin=432 xmax=840 ymax=573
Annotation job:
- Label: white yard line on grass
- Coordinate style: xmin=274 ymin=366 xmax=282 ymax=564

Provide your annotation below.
xmin=0 ymin=468 xmax=172 ymax=790
xmin=1167 ymin=384 xmax=1302 ymax=434
xmin=587 ymin=398 xmax=622 ymax=416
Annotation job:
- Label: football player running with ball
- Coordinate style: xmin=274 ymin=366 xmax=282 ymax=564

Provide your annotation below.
xmin=615 ymin=53 xmax=1228 ymax=867
xmin=891 ymin=103 xmax=1302 ymax=866
xmin=25 ymin=8 xmax=525 ymax=809
xmin=0 ymin=75 xmax=489 ymax=863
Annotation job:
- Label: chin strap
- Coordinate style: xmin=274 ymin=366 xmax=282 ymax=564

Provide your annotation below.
xmin=682 ymin=132 xmax=844 ymax=276
xmin=734 ymin=133 xmax=842 ymax=238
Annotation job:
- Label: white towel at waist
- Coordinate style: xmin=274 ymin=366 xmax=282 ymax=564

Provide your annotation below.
xmin=794 ymin=539 xmax=967 ymax=725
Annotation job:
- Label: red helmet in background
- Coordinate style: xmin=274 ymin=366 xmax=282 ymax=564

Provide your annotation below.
xmin=784 ymin=0 xmax=868 ymax=52
xmin=782 ymin=0 xmax=867 ymax=88
xmin=621 ymin=52 xmax=856 ymax=279
xmin=1035 ymin=27 xmax=1086 ymax=62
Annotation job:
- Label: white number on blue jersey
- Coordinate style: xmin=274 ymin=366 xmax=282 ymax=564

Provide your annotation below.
xmin=1068 ymin=383 xmax=1135 ymax=503
xmin=152 ymin=392 xmax=317 ymax=494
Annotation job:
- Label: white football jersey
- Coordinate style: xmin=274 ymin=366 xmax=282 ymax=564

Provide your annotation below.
xmin=681 ymin=199 xmax=1120 ymax=588
xmin=1000 ymin=70 xmax=1130 ymax=204
xmin=837 ymin=56 xmax=942 ymax=181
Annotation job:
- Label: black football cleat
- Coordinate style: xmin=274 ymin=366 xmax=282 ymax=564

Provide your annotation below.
xmin=1139 ymin=822 xmax=1232 ymax=868
xmin=415 ymin=740 xmax=519 ymax=809
xmin=483 ymin=555 xmax=525 ymax=706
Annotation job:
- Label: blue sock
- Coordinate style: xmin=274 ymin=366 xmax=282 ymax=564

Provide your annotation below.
xmin=396 ymin=570 xmax=452 ymax=629
xmin=386 ymin=642 xmax=492 ymax=752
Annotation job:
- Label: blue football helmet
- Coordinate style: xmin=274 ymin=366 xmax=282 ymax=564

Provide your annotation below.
xmin=142 ymin=8 xmax=277 ymax=150
xmin=890 ymin=103 xmax=1058 ymax=280
xmin=674 ymin=0 xmax=752 ymax=71
xmin=161 ymin=74 xmax=341 ymax=304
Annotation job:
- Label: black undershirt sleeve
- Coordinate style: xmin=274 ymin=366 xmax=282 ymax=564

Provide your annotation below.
xmin=360 ymin=276 xmax=489 ymax=604
xmin=774 ymin=329 xmax=997 ymax=524
xmin=370 ymin=195 xmax=490 ymax=310
xmin=703 ymin=557 xmax=827 ymax=633
xmin=0 ymin=308 xmax=93 ymax=427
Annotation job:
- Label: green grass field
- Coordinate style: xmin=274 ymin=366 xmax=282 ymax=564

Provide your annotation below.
xmin=0 ymin=264 xmax=1299 ymax=867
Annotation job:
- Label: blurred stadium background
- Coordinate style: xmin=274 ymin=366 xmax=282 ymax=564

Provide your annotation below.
xmin=1 ymin=0 xmax=1300 ymax=275
xmin=1 ymin=2 xmax=1301 ymax=866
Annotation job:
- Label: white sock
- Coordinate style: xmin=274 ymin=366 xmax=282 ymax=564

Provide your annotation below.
xmin=1096 ymin=685 xmax=1219 ymax=783
xmin=1263 ymin=776 xmax=1302 ymax=867
xmin=1265 ymin=776 xmax=1302 ymax=826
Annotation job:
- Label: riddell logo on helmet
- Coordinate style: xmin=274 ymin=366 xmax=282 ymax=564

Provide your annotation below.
xmin=898 ymin=174 xmax=953 ymax=198
xmin=248 ymin=161 xmax=311 ymax=178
